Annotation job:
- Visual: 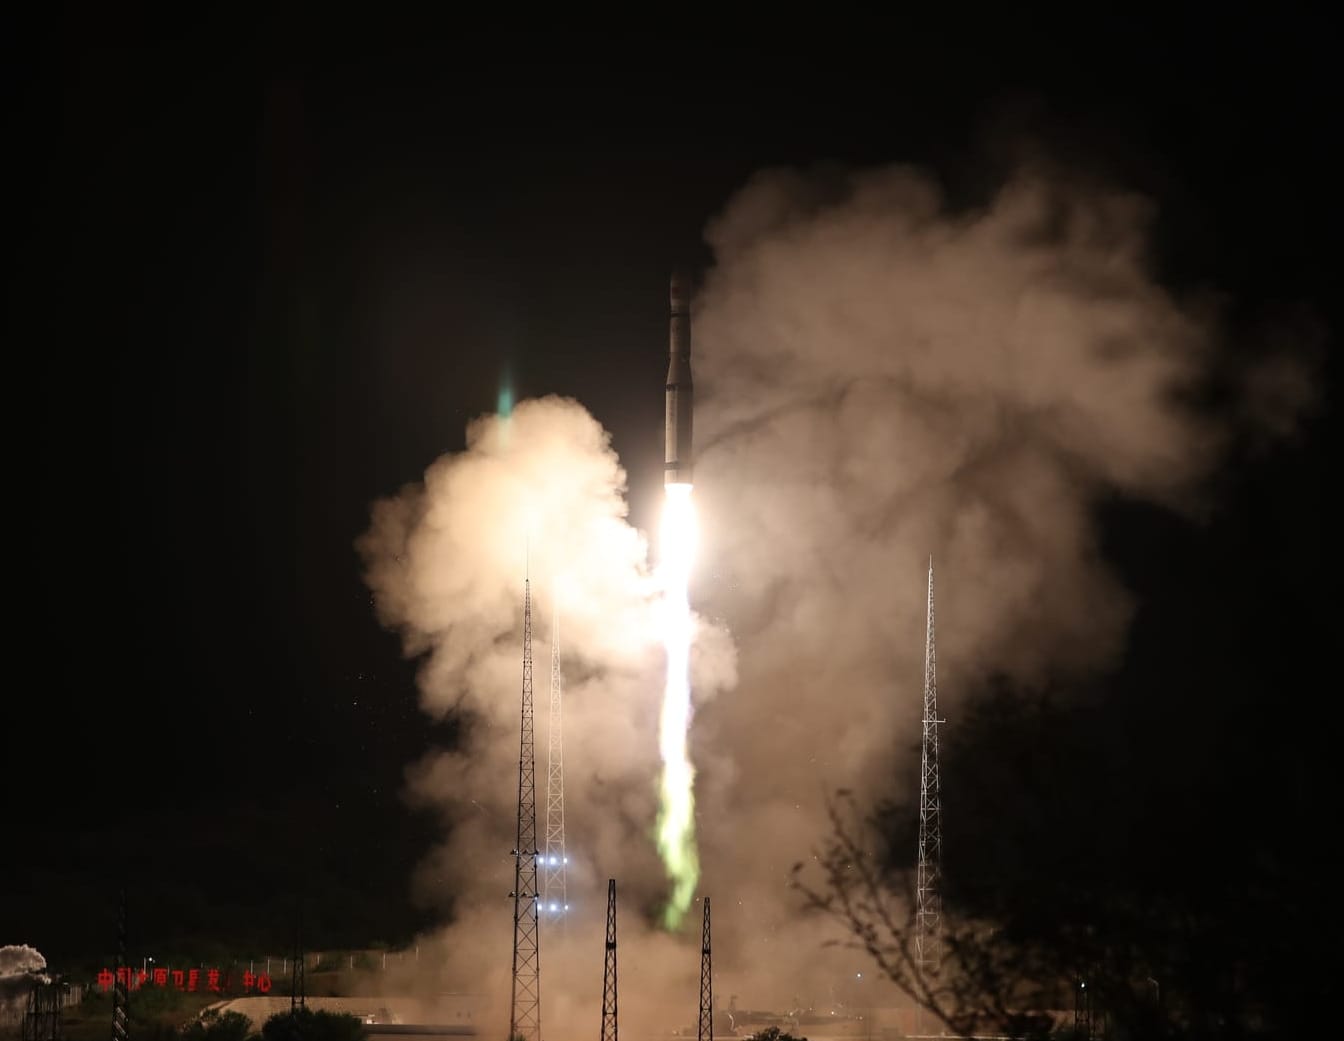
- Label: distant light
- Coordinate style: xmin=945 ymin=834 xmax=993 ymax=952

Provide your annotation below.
xmin=856 ymin=973 xmax=862 ymax=979
xmin=550 ymin=904 xmax=557 ymax=911
xmin=563 ymin=857 xmax=568 ymax=864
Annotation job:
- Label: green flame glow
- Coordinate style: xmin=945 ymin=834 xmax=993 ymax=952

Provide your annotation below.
xmin=657 ymin=483 xmax=699 ymax=929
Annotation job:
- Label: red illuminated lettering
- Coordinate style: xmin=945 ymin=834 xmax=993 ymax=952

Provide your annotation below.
xmin=136 ymin=971 xmax=148 ymax=989
xmin=257 ymin=974 xmax=272 ymax=994
xmin=207 ymin=969 xmax=221 ymax=992
xmin=188 ymin=969 xmax=200 ymax=992
xmin=242 ymin=971 xmax=256 ymax=991
xmin=97 ymin=969 xmax=114 ymax=992
xmin=172 ymin=970 xmax=185 ymax=990
xmin=115 ymin=968 xmax=131 ymax=987
xmin=153 ymin=968 xmax=168 ymax=987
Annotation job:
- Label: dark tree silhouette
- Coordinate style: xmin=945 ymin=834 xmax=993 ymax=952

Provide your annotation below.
xmin=795 ymin=674 xmax=1324 ymax=1041
xmin=260 ymin=1009 xmax=367 ymax=1041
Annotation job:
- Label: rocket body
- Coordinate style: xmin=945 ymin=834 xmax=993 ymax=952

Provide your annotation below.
xmin=665 ymin=272 xmax=694 ymax=485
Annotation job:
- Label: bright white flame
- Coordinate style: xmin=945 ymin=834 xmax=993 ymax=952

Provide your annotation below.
xmin=657 ymin=482 xmax=699 ymax=928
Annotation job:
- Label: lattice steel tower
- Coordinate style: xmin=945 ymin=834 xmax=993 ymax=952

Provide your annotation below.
xmin=600 ymin=879 xmax=617 ymax=1041
xmin=25 ymin=978 xmax=66 ymax=1041
xmin=697 ymin=898 xmax=712 ymax=1041
xmin=543 ymin=602 xmax=568 ymax=919
xmin=509 ymin=577 xmax=541 ymax=1041
xmin=290 ymin=907 xmax=306 ymax=1016
xmin=110 ymin=888 xmax=128 ymax=1041
xmin=915 ymin=558 xmax=943 ymax=975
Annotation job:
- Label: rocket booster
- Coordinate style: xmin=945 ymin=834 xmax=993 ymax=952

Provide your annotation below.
xmin=665 ymin=272 xmax=693 ymax=486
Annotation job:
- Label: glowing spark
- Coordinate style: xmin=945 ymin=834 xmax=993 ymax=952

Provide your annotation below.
xmin=657 ymin=482 xmax=699 ymax=928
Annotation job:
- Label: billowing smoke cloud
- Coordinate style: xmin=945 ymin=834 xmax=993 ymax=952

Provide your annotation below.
xmin=358 ymin=397 xmax=736 ymax=1036
xmin=0 ymin=945 xmax=46 ymax=979
xmin=689 ymin=162 xmax=1311 ymax=1004
xmin=0 ymin=946 xmax=49 ymax=1015
xmin=360 ymin=162 xmax=1312 ymax=1027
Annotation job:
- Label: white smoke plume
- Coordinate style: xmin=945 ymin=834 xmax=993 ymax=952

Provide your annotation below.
xmin=0 ymin=945 xmax=46 ymax=979
xmin=360 ymin=162 xmax=1313 ymax=1028
xmin=358 ymin=397 xmax=736 ymax=1037
xmin=0 ymin=945 xmax=49 ymax=1014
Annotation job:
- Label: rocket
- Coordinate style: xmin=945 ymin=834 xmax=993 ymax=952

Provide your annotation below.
xmin=665 ymin=271 xmax=694 ymax=486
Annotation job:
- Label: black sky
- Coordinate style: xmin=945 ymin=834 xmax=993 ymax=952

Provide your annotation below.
xmin=7 ymin=13 xmax=1339 ymax=966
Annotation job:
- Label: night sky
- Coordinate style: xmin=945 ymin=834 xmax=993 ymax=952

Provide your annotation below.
xmin=7 ymin=13 xmax=1339 ymax=975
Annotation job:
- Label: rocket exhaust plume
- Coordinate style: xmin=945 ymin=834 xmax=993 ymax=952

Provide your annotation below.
xmin=658 ymin=271 xmax=699 ymax=928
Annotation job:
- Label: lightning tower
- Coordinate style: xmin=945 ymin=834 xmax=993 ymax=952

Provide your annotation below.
xmin=110 ymin=889 xmax=128 ymax=1041
xmin=600 ymin=880 xmax=618 ymax=1041
xmin=543 ymin=603 xmax=568 ymax=919
xmin=697 ymin=898 xmax=713 ymax=1041
xmin=509 ymin=577 xmax=542 ymax=1041
xmin=915 ymin=559 xmax=943 ymax=976
xmin=290 ymin=907 xmax=305 ymax=1016
xmin=22 ymin=977 xmax=64 ymax=1041
xmin=25 ymin=978 xmax=65 ymax=1041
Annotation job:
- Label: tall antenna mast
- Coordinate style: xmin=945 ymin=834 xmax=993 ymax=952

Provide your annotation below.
xmin=697 ymin=898 xmax=713 ymax=1041
xmin=600 ymin=879 xmax=618 ymax=1041
xmin=916 ymin=558 xmax=943 ymax=976
xmin=543 ymin=600 xmax=568 ymax=919
xmin=509 ymin=576 xmax=542 ymax=1041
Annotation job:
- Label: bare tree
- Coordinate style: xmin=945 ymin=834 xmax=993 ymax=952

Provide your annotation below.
xmin=793 ymin=792 xmax=1061 ymax=1040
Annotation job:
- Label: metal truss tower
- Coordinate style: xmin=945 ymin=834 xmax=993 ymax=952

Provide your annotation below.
xmin=110 ymin=889 xmax=128 ymax=1041
xmin=543 ymin=603 xmax=568 ymax=919
xmin=24 ymin=979 xmax=65 ymax=1041
xmin=509 ymin=577 xmax=542 ymax=1041
xmin=291 ymin=908 xmax=306 ymax=1015
xmin=915 ymin=558 xmax=943 ymax=976
xmin=1074 ymin=975 xmax=1103 ymax=1040
xmin=600 ymin=879 xmax=618 ymax=1041
xmin=697 ymin=898 xmax=712 ymax=1041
